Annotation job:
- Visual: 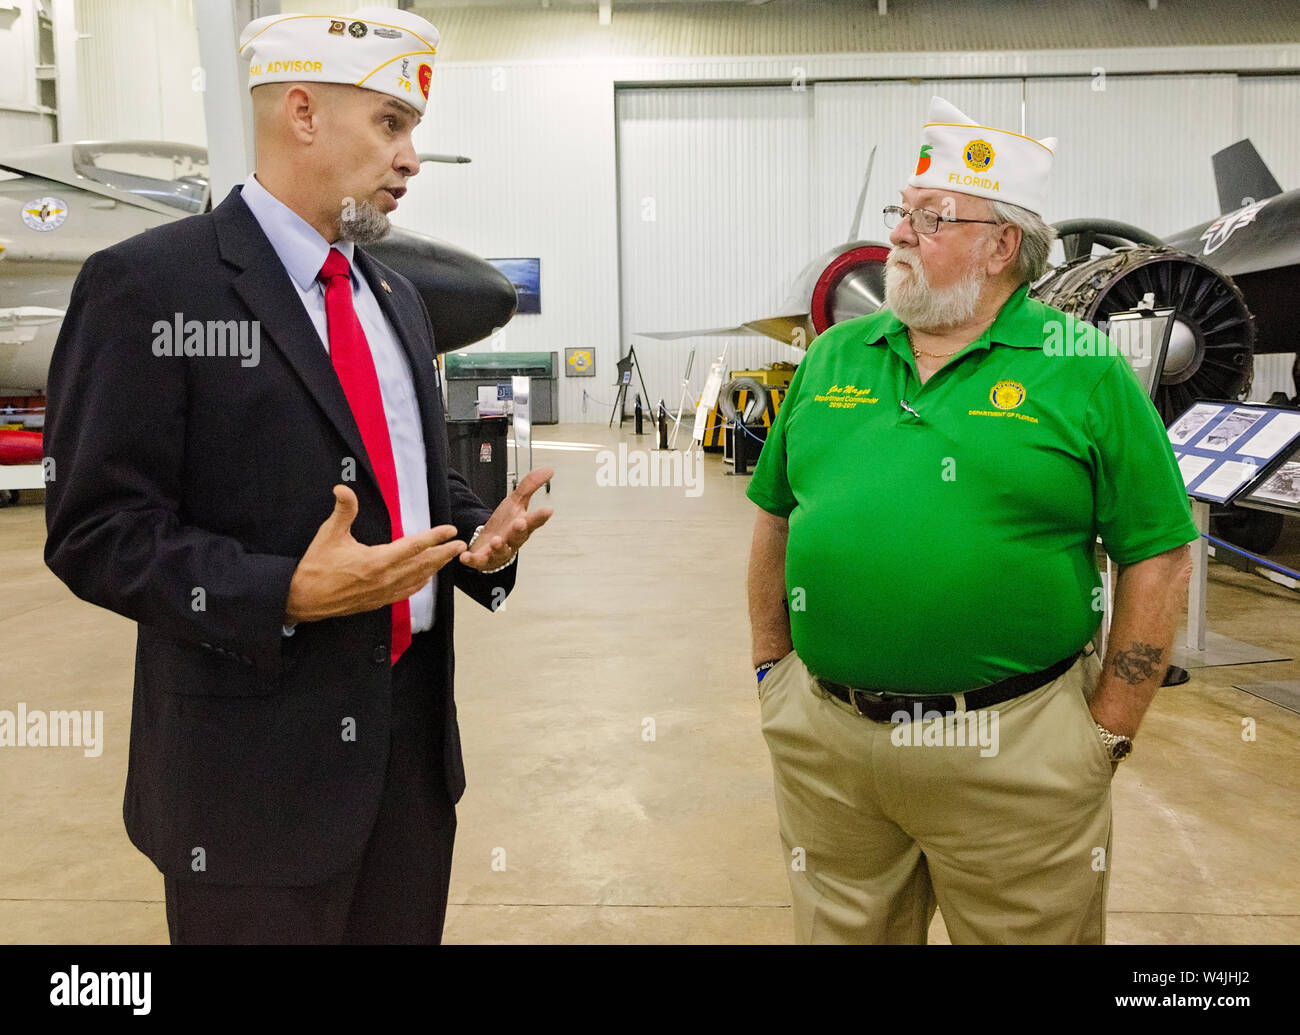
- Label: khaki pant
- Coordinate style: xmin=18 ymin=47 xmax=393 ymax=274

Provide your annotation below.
xmin=758 ymin=649 xmax=1113 ymax=944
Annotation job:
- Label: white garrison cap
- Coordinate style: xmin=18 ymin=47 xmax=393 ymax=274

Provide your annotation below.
xmin=238 ymin=6 xmax=440 ymax=116
xmin=908 ymin=96 xmax=1057 ymax=215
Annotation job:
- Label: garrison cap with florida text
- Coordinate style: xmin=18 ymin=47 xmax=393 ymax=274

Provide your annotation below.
xmin=909 ymin=96 xmax=1057 ymax=215
xmin=238 ymin=6 xmax=440 ymax=116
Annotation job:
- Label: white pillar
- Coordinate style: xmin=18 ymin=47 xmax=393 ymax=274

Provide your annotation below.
xmin=193 ymin=0 xmax=274 ymax=201
xmin=50 ymin=0 xmax=80 ymax=141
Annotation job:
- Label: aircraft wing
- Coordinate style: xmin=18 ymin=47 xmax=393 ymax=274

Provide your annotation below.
xmin=636 ymin=313 xmax=810 ymax=344
xmin=0 ymin=307 xmax=65 ymax=393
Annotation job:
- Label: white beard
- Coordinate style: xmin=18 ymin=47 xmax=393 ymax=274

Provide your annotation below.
xmin=884 ymin=247 xmax=985 ymax=331
xmin=339 ymin=199 xmax=392 ymax=245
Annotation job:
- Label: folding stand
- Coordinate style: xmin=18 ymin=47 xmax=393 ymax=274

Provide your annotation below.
xmin=609 ymin=345 xmax=652 ymax=428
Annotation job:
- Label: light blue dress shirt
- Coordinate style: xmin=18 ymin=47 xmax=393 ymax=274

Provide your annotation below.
xmin=241 ymin=173 xmax=436 ymax=635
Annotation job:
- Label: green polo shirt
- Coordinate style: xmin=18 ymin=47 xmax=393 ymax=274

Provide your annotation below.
xmin=747 ymin=284 xmax=1197 ymax=694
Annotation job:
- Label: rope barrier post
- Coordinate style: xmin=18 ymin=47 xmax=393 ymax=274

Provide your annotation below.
xmin=1188 ymin=498 xmax=1210 ymax=652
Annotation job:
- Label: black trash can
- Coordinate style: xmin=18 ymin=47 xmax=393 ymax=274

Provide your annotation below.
xmin=446 ymin=416 xmax=510 ymax=510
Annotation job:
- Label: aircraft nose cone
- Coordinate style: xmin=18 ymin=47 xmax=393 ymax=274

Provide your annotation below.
xmin=366 ymin=228 xmax=518 ymax=352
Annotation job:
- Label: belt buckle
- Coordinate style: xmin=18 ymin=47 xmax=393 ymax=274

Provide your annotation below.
xmin=848 ymin=686 xmax=888 ymax=717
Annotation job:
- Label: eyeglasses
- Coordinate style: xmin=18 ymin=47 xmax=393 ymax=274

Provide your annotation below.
xmin=883 ymin=205 xmax=1001 ymax=234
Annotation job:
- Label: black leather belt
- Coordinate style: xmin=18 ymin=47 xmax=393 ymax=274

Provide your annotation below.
xmin=816 ymin=652 xmax=1081 ymax=723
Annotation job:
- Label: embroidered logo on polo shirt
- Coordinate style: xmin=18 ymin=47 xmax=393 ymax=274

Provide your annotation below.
xmin=969 ymin=381 xmax=1037 ymax=423
xmin=972 ymin=382 xmax=1040 ymax=421
xmin=813 ymin=384 xmax=879 ymax=409
xmin=990 ymin=380 xmax=1025 ymax=410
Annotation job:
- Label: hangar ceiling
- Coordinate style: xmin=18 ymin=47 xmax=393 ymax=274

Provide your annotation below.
xmin=408 ymin=0 xmax=1300 ymax=61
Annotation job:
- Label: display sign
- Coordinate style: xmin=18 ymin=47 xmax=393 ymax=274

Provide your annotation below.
xmin=476 ymin=385 xmax=507 ymax=416
xmin=1168 ymin=401 xmax=1300 ymax=504
xmin=486 ymin=258 xmax=540 ymax=314
xmin=1237 ymin=439 xmax=1300 ymax=516
xmin=692 ymin=359 xmax=727 ymax=443
xmin=1104 ymin=307 xmax=1173 ymax=400
xmin=565 ymin=347 xmax=595 ymax=377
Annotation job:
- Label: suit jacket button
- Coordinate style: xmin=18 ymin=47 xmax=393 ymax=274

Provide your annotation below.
xmin=371 ymin=645 xmax=389 ymax=665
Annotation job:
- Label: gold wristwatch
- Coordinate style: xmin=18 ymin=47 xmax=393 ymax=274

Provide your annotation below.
xmin=1094 ymin=723 xmax=1134 ymax=762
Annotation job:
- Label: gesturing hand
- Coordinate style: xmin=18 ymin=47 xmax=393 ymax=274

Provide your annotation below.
xmin=459 ymin=467 xmax=555 ymax=572
xmin=285 ymin=484 xmax=467 ymax=624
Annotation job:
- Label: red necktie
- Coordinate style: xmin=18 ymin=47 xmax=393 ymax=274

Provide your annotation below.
xmin=318 ymin=248 xmax=410 ymax=664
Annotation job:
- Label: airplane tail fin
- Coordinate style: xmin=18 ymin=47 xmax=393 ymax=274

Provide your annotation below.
xmin=1212 ymin=139 xmax=1282 ymax=214
xmin=846 ymin=145 xmax=877 ymax=242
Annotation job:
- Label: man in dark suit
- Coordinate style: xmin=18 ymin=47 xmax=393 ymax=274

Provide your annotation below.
xmin=42 ymin=7 xmax=551 ymax=943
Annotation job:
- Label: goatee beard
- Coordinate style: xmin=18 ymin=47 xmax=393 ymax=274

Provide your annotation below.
xmin=884 ymin=248 xmax=985 ymax=331
xmin=338 ymin=200 xmax=392 ymax=245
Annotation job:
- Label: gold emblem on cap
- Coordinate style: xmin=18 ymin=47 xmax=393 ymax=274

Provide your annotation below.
xmin=328 ymin=19 xmax=344 ymax=35
xmin=964 ymin=139 xmax=995 ymax=173
xmin=381 ymin=280 xmax=392 ymax=293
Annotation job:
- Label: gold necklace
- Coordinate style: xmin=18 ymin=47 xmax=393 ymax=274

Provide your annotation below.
xmin=906 ymin=329 xmax=964 ymax=360
xmin=910 ymin=343 xmax=964 ymax=359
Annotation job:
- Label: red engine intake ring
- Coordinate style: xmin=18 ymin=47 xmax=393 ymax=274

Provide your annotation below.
xmin=810 ymin=245 xmax=891 ymax=336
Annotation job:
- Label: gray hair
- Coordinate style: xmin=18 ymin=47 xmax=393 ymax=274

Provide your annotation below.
xmin=985 ymin=199 xmax=1057 ymax=284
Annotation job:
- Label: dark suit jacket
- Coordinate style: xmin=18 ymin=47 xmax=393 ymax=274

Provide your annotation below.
xmin=43 ymin=186 xmax=515 ymax=886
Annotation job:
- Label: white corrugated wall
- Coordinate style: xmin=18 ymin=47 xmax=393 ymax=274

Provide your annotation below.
xmin=1239 ymin=76 xmax=1300 ymax=191
xmin=412 ymin=62 xmax=622 ymax=424
xmin=1238 ymin=75 xmax=1300 ymax=401
xmin=74 ymin=0 xmax=205 ymax=144
xmin=0 ymin=110 xmax=55 ymax=149
xmin=616 ymin=86 xmax=813 ymax=413
xmin=1025 ymin=74 xmax=1239 ymax=236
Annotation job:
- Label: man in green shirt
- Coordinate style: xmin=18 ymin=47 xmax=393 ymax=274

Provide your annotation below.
xmin=747 ymin=97 xmax=1196 ymax=944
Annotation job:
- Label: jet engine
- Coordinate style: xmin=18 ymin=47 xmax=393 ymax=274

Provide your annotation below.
xmin=1032 ymin=241 xmax=1255 ymax=426
xmin=807 ymin=245 xmax=891 ymax=337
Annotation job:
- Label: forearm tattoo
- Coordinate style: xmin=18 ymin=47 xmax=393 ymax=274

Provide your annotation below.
xmin=1111 ymin=641 xmax=1164 ymax=685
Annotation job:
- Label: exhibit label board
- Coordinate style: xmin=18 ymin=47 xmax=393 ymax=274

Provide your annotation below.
xmin=1167 ymin=401 xmax=1300 ymax=504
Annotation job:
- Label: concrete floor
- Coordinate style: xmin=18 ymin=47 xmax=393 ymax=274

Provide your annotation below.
xmin=1 ymin=420 xmax=1298 ymax=944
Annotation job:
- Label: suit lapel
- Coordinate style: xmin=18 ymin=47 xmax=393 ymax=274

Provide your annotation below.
xmin=212 ymin=188 xmax=379 ymax=494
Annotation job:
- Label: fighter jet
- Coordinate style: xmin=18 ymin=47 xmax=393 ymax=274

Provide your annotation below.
xmin=0 ymin=139 xmax=517 ymax=398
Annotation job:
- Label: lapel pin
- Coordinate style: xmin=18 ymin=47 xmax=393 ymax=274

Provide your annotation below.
xmin=381 ymin=279 xmax=392 ymax=293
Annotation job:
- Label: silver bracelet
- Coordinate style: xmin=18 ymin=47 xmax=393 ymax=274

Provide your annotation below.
xmin=468 ymin=524 xmax=517 ymax=574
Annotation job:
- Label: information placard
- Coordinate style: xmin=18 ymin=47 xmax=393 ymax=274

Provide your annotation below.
xmin=1167 ymin=401 xmax=1300 ymax=504
xmin=1104 ymin=307 xmax=1173 ymax=400
xmin=1237 ymin=439 xmax=1300 ymax=516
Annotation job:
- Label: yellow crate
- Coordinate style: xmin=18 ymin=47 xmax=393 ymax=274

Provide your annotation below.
xmin=728 ymin=367 xmax=794 ymax=388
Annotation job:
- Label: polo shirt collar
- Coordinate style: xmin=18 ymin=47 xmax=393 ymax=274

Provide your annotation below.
xmin=875 ymin=282 xmax=1040 ymax=360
